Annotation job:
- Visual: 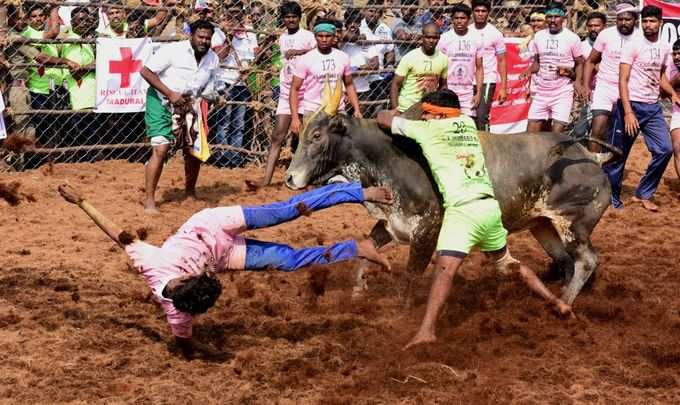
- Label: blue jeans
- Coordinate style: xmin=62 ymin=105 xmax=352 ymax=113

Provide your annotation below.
xmin=605 ymin=100 xmax=672 ymax=207
xmin=210 ymin=85 xmax=251 ymax=168
xmin=243 ymin=182 xmax=365 ymax=271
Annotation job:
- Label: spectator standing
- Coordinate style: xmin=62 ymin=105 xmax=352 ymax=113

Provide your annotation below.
xmin=391 ymin=23 xmax=447 ymax=113
xmin=582 ymin=12 xmax=607 ymax=59
xmin=667 ymin=40 xmax=680 ymax=190
xmin=60 ymin=7 xmax=99 ymax=148
xmin=262 ymin=1 xmax=316 ymax=186
xmin=470 ymin=0 xmax=508 ymax=131
xmin=606 ymin=5 xmax=677 ymax=211
xmin=418 ymin=0 xmax=450 ymax=33
xmin=391 ymin=0 xmax=423 ymax=62
xmin=361 ymin=0 xmax=396 ymax=116
xmin=437 ymin=3 xmax=483 ymax=118
xmin=342 ymin=14 xmax=380 ymax=116
xmin=526 ymin=2 xmax=585 ymax=133
xmin=21 ymin=4 xmax=67 ymax=146
xmin=140 ymin=19 xmax=220 ymax=213
xmin=289 ymin=20 xmax=363 ymax=135
xmin=211 ymin=1 xmax=259 ymax=168
xmin=582 ymin=2 xmax=638 ymax=149
xmin=99 ymin=0 xmax=128 ymax=38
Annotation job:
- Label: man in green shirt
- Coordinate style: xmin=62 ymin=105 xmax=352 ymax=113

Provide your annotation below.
xmin=376 ymin=89 xmax=573 ymax=350
xmin=390 ymin=22 xmax=448 ymax=112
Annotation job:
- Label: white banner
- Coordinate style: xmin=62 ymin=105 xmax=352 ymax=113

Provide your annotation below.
xmin=95 ymin=37 xmax=152 ymax=113
xmin=0 ymin=92 xmax=6 ymax=140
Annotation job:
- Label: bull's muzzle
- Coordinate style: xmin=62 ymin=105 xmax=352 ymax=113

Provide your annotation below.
xmin=284 ymin=171 xmax=306 ymax=190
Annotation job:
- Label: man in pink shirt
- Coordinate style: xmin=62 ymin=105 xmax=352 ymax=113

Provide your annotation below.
xmin=437 ymin=3 xmax=483 ymax=117
xmin=606 ymin=5 xmax=679 ymax=211
xmin=667 ymin=39 xmax=680 ymax=189
xmin=470 ymin=0 xmax=507 ymax=130
xmin=289 ymin=19 xmax=362 ymax=135
xmin=526 ymin=2 xmax=585 ymax=133
xmin=59 ymin=182 xmax=392 ymax=358
xmin=262 ymin=1 xmax=316 ymax=186
xmin=583 ymin=2 xmax=638 ymax=150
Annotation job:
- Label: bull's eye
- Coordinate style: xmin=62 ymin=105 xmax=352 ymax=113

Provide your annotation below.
xmin=312 ymin=131 xmax=322 ymax=140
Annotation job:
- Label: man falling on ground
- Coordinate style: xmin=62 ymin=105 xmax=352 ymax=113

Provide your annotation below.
xmin=607 ymin=5 xmax=680 ymax=211
xmin=376 ymin=89 xmax=573 ymax=350
xmin=59 ymin=182 xmax=392 ymax=358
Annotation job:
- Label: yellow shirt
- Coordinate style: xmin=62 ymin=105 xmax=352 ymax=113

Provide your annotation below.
xmin=395 ymin=47 xmax=448 ymax=112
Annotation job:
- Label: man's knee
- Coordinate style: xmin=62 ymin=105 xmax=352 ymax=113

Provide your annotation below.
xmin=151 ymin=144 xmax=169 ymax=158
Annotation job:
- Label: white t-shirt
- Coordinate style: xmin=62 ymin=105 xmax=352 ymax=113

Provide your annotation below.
xmin=470 ymin=23 xmax=506 ymax=84
xmin=146 ymin=40 xmax=220 ymax=100
xmin=620 ymin=35 xmax=671 ymax=104
xmin=581 ymin=38 xmax=593 ymax=60
xmin=212 ymin=27 xmax=259 ymax=86
xmin=360 ymin=19 xmax=394 ymax=82
xmin=592 ymin=26 xmax=639 ymax=85
xmin=341 ymin=42 xmax=379 ymax=93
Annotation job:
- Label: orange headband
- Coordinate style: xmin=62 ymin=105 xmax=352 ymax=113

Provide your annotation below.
xmin=422 ymin=102 xmax=461 ymax=118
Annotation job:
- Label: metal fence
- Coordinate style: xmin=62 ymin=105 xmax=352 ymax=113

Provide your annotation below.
xmin=0 ymin=0 xmax=608 ymax=172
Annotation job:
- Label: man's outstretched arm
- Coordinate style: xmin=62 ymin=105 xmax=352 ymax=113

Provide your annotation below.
xmin=58 ymin=184 xmax=132 ymax=247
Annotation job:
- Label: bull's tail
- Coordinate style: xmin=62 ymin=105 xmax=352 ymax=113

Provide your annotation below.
xmin=549 ymin=137 xmax=623 ymax=167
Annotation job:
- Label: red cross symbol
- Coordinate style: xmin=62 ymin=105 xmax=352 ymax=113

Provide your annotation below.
xmin=109 ymin=47 xmax=142 ymax=88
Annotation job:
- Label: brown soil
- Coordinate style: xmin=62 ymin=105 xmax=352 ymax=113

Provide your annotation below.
xmin=2 ymin=140 xmax=680 ymax=403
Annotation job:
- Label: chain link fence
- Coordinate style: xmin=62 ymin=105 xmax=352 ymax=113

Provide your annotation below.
xmin=0 ymin=0 xmax=611 ymax=172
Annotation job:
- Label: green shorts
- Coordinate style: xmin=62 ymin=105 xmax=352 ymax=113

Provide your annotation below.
xmin=145 ymin=88 xmax=174 ymax=141
xmin=437 ymin=197 xmax=508 ymax=257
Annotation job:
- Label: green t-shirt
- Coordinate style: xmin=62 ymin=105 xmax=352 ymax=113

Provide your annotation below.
xmin=21 ymin=26 xmax=65 ymax=94
xmin=394 ymin=48 xmax=448 ymax=112
xmin=391 ymin=115 xmax=494 ymax=207
xmin=60 ymin=30 xmax=96 ymax=110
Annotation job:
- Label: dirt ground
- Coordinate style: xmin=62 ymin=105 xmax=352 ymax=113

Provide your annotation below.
xmin=2 ymin=141 xmax=680 ymax=404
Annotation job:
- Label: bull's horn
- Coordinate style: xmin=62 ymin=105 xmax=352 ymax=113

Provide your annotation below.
xmin=321 ymin=75 xmax=332 ymax=108
xmin=324 ymin=78 xmax=343 ymax=116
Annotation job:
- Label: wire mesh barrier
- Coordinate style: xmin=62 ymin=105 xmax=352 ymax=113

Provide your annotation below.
xmin=0 ymin=0 xmax=612 ymax=172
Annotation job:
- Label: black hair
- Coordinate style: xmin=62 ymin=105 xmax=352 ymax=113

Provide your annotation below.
xmin=587 ymin=11 xmax=607 ymax=24
xmin=24 ymin=4 xmax=45 ymax=16
xmin=280 ymin=1 xmax=302 ymax=18
xmin=345 ymin=9 xmax=362 ymax=26
xmin=366 ymin=0 xmax=381 ymax=6
xmin=422 ymin=89 xmax=461 ymax=109
xmin=451 ymin=3 xmax=472 ymax=18
xmin=673 ymin=38 xmax=680 ymax=52
xmin=71 ymin=6 xmax=89 ymax=20
xmin=641 ymin=5 xmax=662 ymax=20
xmin=544 ymin=2 xmax=567 ymax=14
xmin=128 ymin=10 xmax=146 ymax=24
xmin=189 ymin=19 xmax=216 ymax=35
xmin=169 ymin=273 xmax=223 ymax=315
xmin=471 ymin=0 xmax=492 ymax=11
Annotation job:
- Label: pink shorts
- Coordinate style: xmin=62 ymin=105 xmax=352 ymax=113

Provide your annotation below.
xmin=457 ymin=91 xmax=476 ymax=117
xmin=671 ymin=109 xmax=680 ymax=132
xmin=591 ymin=81 xmax=619 ymax=113
xmin=528 ymin=90 xmax=574 ymax=124
xmin=276 ymin=93 xmax=292 ymax=116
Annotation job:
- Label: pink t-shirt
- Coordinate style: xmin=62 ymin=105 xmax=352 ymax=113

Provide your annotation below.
xmin=620 ymin=35 xmax=671 ymax=104
xmin=529 ymin=28 xmax=583 ymax=96
xmin=278 ymin=28 xmax=316 ymax=98
xmin=470 ymin=23 xmax=506 ymax=84
xmin=593 ymin=26 xmax=639 ymax=85
xmin=293 ymin=48 xmax=351 ymax=114
xmin=667 ymin=61 xmax=680 ymax=114
xmin=124 ymin=206 xmax=248 ymax=338
xmin=438 ymin=29 xmax=483 ymax=100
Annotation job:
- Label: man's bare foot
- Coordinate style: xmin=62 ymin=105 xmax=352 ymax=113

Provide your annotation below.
xmin=363 ymin=186 xmax=393 ymax=204
xmin=357 ymin=239 xmax=391 ymax=270
xmin=554 ymin=300 xmax=575 ymax=319
xmin=403 ymin=331 xmax=437 ymax=350
xmin=631 ymin=196 xmax=658 ymax=212
xmin=144 ymin=202 xmax=160 ymax=214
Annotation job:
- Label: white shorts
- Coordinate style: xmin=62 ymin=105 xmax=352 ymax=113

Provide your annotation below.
xmin=150 ymin=136 xmax=170 ymax=146
xmin=276 ymin=93 xmax=291 ymax=116
xmin=591 ymin=81 xmax=619 ymax=113
xmin=528 ymin=91 xmax=573 ymax=124
xmin=671 ymin=110 xmax=680 ymax=132
xmin=458 ymin=92 xmax=476 ymax=117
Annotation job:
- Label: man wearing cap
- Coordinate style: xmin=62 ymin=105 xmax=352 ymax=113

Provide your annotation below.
xmin=526 ymin=2 xmax=585 ymax=133
xmin=606 ymin=5 xmax=679 ymax=211
xmin=582 ymin=2 xmax=638 ymax=150
xmin=289 ymin=19 xmax=363 ymax=135
xmin=375 ymin=89 xmax=573 ymax=350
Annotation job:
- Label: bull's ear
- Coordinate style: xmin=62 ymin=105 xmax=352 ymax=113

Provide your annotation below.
xmin=328 ymin=116 xmax=348 ymax=136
